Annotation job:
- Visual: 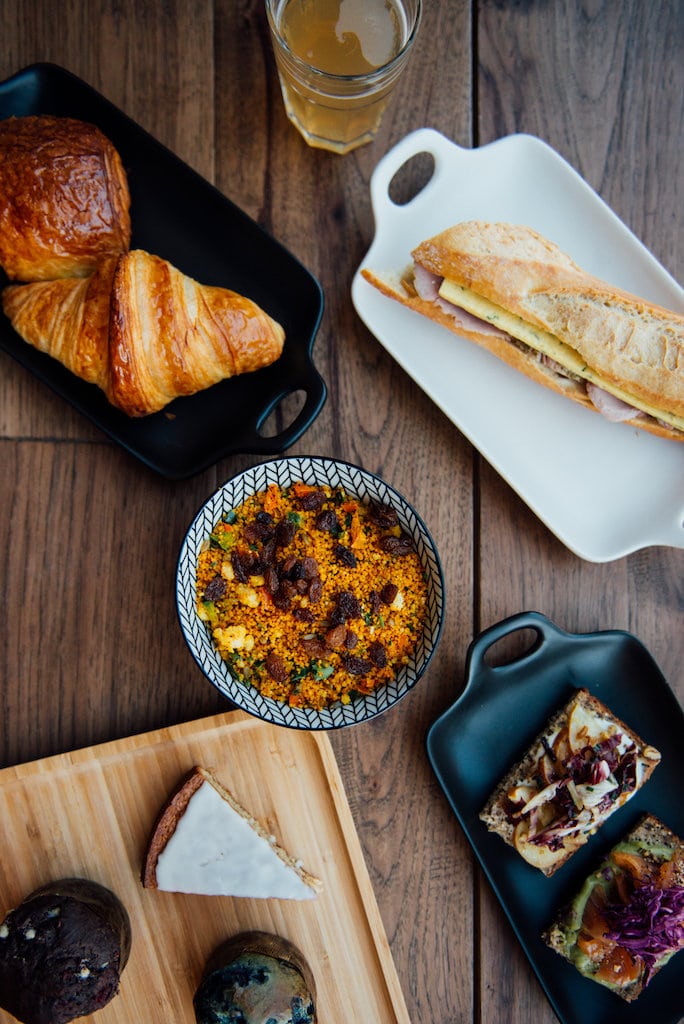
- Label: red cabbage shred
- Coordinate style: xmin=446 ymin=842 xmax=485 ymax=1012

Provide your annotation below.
xmin=603 ymin=882 xmax=684 ymax=982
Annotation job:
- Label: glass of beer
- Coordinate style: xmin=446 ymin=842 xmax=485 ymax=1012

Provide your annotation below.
xmin=265 ymin=0 xmax=422 ymax=154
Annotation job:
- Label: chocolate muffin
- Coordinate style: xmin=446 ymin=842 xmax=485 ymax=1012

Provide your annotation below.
xmin=194 ymin=931 xmax=316 ymax=1024
xmin=0 ymin=878 xmax=131 ymax=1024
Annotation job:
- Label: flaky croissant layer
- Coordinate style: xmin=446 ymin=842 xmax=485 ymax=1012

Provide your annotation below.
xmin=2 ymin=250 xmax=286 ymax=416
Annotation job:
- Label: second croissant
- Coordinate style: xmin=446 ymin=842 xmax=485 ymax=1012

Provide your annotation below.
xmin=2 ymin=250 xmax=285 ymax=416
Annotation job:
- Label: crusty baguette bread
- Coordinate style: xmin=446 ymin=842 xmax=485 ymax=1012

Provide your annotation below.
xmin=363 ymin=264 xmax=595 ymax=406
xmin=479 ymin=688 xmax=661 ymax=876
xmin=2 ymin=249 xmax=285 ymax=416
xmin=0 ymin=115 xmax=131 ymax=281
xmin=142 ymin=765 xmax=322 ymax=899
xmin=362 ymin=222 xmax=684 ymax=442
xmin=544 ymin=814 xmax=684 ymax=1001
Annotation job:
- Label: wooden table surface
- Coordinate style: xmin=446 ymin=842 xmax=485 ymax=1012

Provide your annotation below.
xmin=1 ymin=3 xmax=682 ymax=1023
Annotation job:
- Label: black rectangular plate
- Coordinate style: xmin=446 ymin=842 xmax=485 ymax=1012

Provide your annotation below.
xmin=427 ymin=611 xmax=684 ymax=1024
xmin=0 ymin=64 xmax=326 ymax=479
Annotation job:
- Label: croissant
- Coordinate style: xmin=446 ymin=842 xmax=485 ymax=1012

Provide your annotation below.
xmin=2 ymin=253 xmax=117 ymax=388
xmin=2 ymin=249 xmax=286 ymax=416
xmin=0 ymin=115 xmax=131 ymax=281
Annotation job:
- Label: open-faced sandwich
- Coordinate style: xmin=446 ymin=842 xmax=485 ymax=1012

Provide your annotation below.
xmin=479 ymin=688 xmax=661 ymax=875
xmin=544 ymin=814 xmax=684 ymax=1001
xmin=362 ymin=221 xmax=684 ymax=442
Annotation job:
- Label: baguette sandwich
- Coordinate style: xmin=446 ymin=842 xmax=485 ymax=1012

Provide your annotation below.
xmin=544 ymin=814 xmax=684 ymax=1001
xmin=479 ymin=688 xmax=661 ymax=876
xmin=361 ymin=222 xmax=684 ymax=441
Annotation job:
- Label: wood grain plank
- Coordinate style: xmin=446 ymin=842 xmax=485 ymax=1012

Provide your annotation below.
xmin=477 ymin=0 xmax=682 ymax=278
xmin=213 ymin=5 xmax=480 ymax=1023
xmin=476 ymin=2 xmax=683 ymax=1022
xmin=0 ymin=441 xmax=228 ymax=767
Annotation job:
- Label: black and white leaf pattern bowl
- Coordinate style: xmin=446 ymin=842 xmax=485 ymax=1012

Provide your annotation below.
xmin=176 ymin=456 xmax=445 ymax=729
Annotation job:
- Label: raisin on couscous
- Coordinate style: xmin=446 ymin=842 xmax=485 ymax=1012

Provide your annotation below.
xmin=195 ymin=482 xmax=429 ymax=710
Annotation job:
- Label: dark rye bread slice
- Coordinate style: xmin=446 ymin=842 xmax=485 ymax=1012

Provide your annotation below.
xmin=479 ymin=688 xmax=661 ymax=876
xmin=544 ymin=814 xmax=684 ymax=1002
xmin=623 ymin=814 xmax=684 ymax=878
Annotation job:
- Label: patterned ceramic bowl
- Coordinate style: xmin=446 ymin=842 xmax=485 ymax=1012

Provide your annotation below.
xmin=177 ymin=456 xmax=444 ymax=729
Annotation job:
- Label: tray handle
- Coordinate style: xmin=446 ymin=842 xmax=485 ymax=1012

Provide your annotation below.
xmin=249 ymin=363 xmax=327 ymax=454
xmin=463 ymin=611 xmax=568 ymax=688
xmin=369 ymin=127 xmax=460 ymax=222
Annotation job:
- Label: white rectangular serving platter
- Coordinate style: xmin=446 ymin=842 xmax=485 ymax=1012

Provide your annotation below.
xmin=351 ymin=128 xmax=684 ymax=562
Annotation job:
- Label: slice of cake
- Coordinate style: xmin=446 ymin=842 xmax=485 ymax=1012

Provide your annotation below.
xmin=142 ymin=766 xmax=322 ymax=900
xmin=0 ymin=877 xmax=131 ymax=1024
xmin=544 ymin=814 xmax=684 ymax=1001
xmin=479 ymin=688 xmax=661 ymax=875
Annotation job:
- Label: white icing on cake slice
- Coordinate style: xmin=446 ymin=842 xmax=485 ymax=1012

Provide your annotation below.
xmin=148 ymin=770 xmax=321 ymax=900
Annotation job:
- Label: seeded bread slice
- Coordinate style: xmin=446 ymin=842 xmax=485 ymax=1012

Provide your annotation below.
xmin=479 ymin=688 xmax=661 ymax=876
xmin=544 ymin=814 xmax=684 ymax=1001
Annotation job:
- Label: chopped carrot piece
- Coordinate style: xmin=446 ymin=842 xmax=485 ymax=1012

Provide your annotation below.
xmin=582 ymin=891 xmax=610 ymax=938
xmin=611 ymin=851 xmax=649 ymax=883
xmin=595 ymin=945 xmax=641 ymax=986
xmin=349 ymin=511 xmax=362 ymax=546
xmin=656 ymin=858 xmax=677 ymax=889
xmin=577 ymin=931 xmax=612 ymax=959
xmin=292 ymin=482 xmax=316 ymax=496
xmin=263 ymin=483 xmax=280 ymax=515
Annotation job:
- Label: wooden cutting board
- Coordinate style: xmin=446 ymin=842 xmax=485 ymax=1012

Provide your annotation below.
xmin=0 ymin=710 xmax=410 ymax=1023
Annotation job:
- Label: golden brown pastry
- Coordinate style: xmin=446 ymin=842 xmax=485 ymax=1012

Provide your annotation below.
xmin=2 ymin=250 xmax=286 ymax=415
xmin=0 ymin=114 xmax=131 ymax=281
xmin=1 ymin=255 xmax=117 ymax=388
xmin=108 ymin=250 xmax=285 ymax=415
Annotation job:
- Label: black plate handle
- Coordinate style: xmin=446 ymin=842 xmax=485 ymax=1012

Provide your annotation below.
xmin=248 ymin=366 xmax=327 ymax=454
xmin=463 ymin=611 xmax=569 ymax=689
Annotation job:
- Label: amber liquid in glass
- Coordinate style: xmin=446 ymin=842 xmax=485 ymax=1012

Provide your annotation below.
xmin=273 ymin=0 xmax=409 ymax=153
xmin=281 ymin=0 xmax=403 ymax=74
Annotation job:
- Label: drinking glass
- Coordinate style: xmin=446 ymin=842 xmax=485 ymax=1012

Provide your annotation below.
xmin=265 ymin=0 xmax=422 ymax=154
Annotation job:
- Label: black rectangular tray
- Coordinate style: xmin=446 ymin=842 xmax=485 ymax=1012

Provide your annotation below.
xmin=0 ymin=63 xmax=326 ymax=479
xmin=427 ymin=611 xmax=684 ymax=1024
